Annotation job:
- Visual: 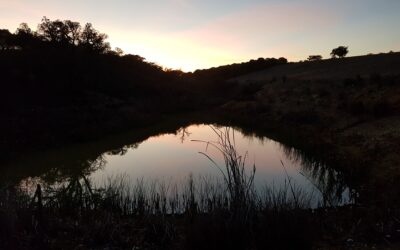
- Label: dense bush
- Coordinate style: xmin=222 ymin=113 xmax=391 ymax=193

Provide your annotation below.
xmin=189 ymin=57 xmax=287 ymax=81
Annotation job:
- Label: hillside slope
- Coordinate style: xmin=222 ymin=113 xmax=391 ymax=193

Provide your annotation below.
xmin=233 ymin=52 xmax=400 ymax=83
xmin=222 ymin=52 xmax=400 ymax=205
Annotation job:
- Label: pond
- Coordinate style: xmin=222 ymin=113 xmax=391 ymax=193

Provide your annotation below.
xmin=1 ymin=124 xmax=352 ymax=207
xmin=5 ymin=123 xmax=353 ymax=207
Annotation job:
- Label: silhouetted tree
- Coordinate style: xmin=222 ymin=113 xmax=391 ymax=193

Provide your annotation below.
xmin=64 ymin=20 xmax=81 ymax=45
xmin=307 ymin=55 xmax=322 ymax=61
xmin=330 ymin=46 xmax=348 ymax=58
xmin=14 ymin=23 xmax=38 ymax=49
xmin=37 ymin=17 xmax=83 ymax=46
xmin=0 ymin=29 xmax=12 ymax=50
xmin=115 ymin=47 xmax=124 ymax=56
xmin=37 ymin=17 xmax=67 ymax=43
xmin=107 ymin=47 xmax=125 ymax=56
xmin=16 ymin=23 xmax=32 ymax=35
xmin=80 ymin=23 xmax=110 ymax=53
xmin=35 ymin=17 xmax=111 ymax=52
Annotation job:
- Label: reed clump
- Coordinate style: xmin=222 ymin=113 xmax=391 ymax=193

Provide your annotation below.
xmin=192 ymin=126 xmax=257 ymax=221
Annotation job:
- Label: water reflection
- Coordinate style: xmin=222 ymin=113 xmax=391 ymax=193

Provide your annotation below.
xmin=86 ymin=125 xmax=352 ymax=207
xmin=107 ymin=143 xmax=139 ymax=156
xmin=280 ymin=145 xmax=353 ymax=206
xmin=3 ymin=124 xmax=354 ymax=208
xmin=176 ymin=127 xmax=192 ymax=143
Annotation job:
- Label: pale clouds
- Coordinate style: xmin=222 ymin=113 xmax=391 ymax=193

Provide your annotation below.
xmin=177 ymin=2 xmax=339 ymax=50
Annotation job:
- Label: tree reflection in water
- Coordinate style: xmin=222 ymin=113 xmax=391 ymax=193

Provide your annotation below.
xmin=2 ymin=125 xmax=356 ymax=211
xmin=279 ymin=144 xmax=355 ymax=206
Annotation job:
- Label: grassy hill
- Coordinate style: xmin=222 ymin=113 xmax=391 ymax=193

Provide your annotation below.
xmin=221 ymin=52 xmax=400 ymax=205
xmin=233 ymin=52 xmax=400 ymax=82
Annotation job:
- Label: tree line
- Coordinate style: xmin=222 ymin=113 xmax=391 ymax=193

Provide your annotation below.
xmin=0 ymin=17 xmax=116 ymax=54
xmin=306 ymin=46 xmax=349 ymax=61
xmin=189 ymin=57 xmax=288 ymax=80
xmin=0 ymin=17 xmax=291 ymax=109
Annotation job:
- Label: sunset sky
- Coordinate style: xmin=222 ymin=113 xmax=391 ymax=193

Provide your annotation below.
xmin=1 ymin=0 xmax=399 ymax=71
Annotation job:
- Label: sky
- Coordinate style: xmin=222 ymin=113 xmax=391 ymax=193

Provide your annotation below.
xmin=1 ymin=0 xmax=399 ymax=71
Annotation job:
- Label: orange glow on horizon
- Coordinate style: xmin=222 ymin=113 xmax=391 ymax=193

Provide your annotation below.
xmin=1 ymin=1 xmax=399 ymax=71
xmin=106 ymin=29 xmax=250 ymax=72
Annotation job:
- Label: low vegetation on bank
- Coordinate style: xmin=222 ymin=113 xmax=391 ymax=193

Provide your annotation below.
xmin=2 ymin=128 xmax=398 ymax=249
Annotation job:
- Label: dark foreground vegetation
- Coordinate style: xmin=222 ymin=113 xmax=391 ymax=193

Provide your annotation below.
xmin=1 ymin=17 xmax=400 ymax=249
xmin=2 ymin=127 xmax=399 ymax=250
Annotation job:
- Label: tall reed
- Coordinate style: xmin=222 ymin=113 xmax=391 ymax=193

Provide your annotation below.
xmin=192 ymin=126 xmax=256 ymax=219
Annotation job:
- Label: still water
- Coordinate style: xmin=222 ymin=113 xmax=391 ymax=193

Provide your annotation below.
xmin=94 ymin=125 xmax=311 ymax=186
xmin=8 ymin=123 xmax=352 ymax=207
xmin=89 ymin=124 xmax=352 ymax=206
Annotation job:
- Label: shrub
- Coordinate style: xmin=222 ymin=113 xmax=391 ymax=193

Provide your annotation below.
xmin=307 ymin=55 xmax=322 ymax=61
